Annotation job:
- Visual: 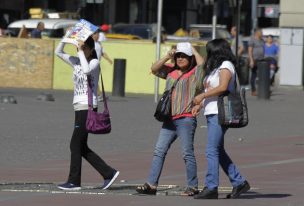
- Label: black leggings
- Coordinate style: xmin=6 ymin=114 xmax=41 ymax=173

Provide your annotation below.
xmin=67 ymin=110 xmax=114 ymax=185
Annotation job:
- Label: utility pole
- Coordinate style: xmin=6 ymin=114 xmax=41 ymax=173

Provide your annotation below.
xmin=154 ymin=0 xmax=163 ymax=103
xmin=251 ymin=0 xmax=257 ymax=35
xmin=212 ymin=0 xmax=218 ymax=40
xmin=235 ymin=0 xmax=241 ymax=67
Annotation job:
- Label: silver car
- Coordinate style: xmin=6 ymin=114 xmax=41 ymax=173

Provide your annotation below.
xmin=7 ymin=18 xmax=78 ymax=38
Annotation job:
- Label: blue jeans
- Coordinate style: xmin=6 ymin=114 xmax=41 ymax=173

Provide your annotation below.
xmin=147 ymin=117 xmax=198 ymax=188
xmin=205 ymin=114 xmax=245 ymax=189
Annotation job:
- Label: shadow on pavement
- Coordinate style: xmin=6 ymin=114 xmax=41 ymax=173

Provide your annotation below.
xmin=235 ymin=192 xmax=292 ymax=199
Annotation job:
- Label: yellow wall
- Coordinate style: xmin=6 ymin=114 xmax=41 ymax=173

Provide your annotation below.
xmin=53 ymin=40 xmax=174 ymax=94
xmin=0 ymin=37 xmax=206 ymax=94
xmin=0 ymin=38 xmax=54 ymax=89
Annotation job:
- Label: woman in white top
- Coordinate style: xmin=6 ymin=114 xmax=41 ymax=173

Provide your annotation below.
xmin=55 ymin=35 xmax=119 ymax=191
xmin=192 ymin=39 xmax=250 ymax=199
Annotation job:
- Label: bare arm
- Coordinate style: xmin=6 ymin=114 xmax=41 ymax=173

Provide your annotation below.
xmin=238 ymin=44 xmax=244 ymax=57
xmin=102 ymin=52 xmax=113 ymax=65
xmin=248 ymin=46 xmax=254 ymax=68
xmin=151 ymin=49 xmax=175 ymax=76
xmin=192 ymin=46 xmax=204 ymax=66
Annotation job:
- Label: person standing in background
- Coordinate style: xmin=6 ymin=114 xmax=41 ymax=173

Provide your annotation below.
xmin=98 ymin=24 xmax=113 ymax=64
xmin=91 ymin=30 xmax=113 ymax=102
xmin=264 ymin=35 xmax=279 ymax=85
xmin=92 ymin=30 xmax=112 ymax=64
xmin=230 ymin=26 xmax=244 ymax=57
xmin=248 ymin=28 xmax=264 ymax=96
xmin=31 ymin=22 xmax=44 ymax=38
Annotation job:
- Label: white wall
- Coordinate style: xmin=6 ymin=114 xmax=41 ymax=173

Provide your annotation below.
xmin=280 ymin=0 xmax=304 ymax=27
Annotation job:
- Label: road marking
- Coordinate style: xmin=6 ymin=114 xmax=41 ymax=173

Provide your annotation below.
xmin=0 ymin=183 xmax=259 ymax=196
xmin=240 ymin=157 xmax=304 ymax=169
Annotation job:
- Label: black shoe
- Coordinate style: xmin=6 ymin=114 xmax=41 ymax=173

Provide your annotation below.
xmin=226 ymin=180 xmax=250 ymax=199
xmin=194 ymin=187 xmax=218 ymax=199
xmin=136 ymin=182 xmax=157 ymax=195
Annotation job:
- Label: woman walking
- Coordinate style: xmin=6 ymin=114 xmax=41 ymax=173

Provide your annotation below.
xmin=192 ymin=39 xmax=250 ymax=199
xmin=55 ymin=34 xmax=119 ymax=191
xmin=136 ymin=42 xmax=204 ymax=196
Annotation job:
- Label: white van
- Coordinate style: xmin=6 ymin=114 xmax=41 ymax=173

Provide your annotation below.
xmin=7 ymin=18 xmax=78 ymax=38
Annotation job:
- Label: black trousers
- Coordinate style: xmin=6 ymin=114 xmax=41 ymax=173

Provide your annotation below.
xmin=67 ymin=110 xmax=114 ymax=185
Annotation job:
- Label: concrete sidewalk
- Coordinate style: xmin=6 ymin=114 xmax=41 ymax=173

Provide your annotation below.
xmin=0 ymin=86 xmax=303 ymax=206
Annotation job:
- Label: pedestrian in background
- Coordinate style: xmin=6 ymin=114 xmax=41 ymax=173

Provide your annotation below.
xmin=91 ymin=30 xmax=113 ymax=64
xmin=264 ymin=35 xmax=279 ymax=85
xmin=91 ymin=30 xmax=112 ymax=102
xmin=230 ymin=26 xmax=244 ymax=57
xmin=192 ymin=39 xmax=250 ymax=199
xmin=55 ymin=33 xmax=119 ymax=191
xmin=31 ymin=21 xmax=44 ymax=38
xmin=248 ymin=28 xmax=264 ymax=96
xmin=136 ymin=42 xmax=204 ymax=196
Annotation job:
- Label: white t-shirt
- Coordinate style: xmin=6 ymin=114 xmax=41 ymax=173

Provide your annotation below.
xmin=95 ymin=41 xmax=104 ymax=61
xmin=203 ymin=61 xmax=236 ymax=116
xmin=98 ymin=32 xmax=107 ymax=42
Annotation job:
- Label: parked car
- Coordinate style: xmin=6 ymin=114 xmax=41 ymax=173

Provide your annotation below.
xmin=7 ymin=18 xmax=78 ymax=38
xmin=111 ymin=23 xmax=165 ymax=40
xmin=189 ymin=24 xmax=231 ymax=41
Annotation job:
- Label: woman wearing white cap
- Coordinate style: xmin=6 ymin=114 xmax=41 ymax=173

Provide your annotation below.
xmin=136 ymin=42 xmax=204 ymax=196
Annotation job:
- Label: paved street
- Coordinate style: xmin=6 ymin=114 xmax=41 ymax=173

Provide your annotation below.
xmin=0 ymin=86 xmax=304 ymax=206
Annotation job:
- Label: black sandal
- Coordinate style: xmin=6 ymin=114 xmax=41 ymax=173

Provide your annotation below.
xmin=181 ymin=187 xmax=199 ymax=196
xmin=136 ymin=183 xmax=157 ymax=195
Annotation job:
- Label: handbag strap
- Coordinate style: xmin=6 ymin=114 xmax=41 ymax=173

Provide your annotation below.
xmin=169 ymin=71 xmax=186 ymax=92
xmin=233 ymin=71 xmax=241 ymax=94
xmin=87 ymin=71 xmax=108 ymax=111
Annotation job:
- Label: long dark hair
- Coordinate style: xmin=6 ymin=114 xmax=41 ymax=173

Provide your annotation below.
xmin=204 ymin=38 xmax=236 ymax=76
xmin=84 ymin=36 xmax=98 ymax=60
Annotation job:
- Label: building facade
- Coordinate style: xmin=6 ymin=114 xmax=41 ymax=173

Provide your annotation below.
xmin=1 ymin=0 xmax=280 ymax=35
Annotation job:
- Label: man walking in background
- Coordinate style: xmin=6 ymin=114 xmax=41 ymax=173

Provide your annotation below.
xmin=248 ymin=28 xmax=264 ymax=96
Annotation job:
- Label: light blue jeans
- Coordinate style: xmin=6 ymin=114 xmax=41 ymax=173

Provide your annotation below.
xmin=205 ymin=114 xmax=245 ymax=189
xmin=147 ymin=117 xmax=198 ymax=188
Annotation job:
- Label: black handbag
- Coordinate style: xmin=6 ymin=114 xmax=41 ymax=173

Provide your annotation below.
xmin=154 ymin=74 xmax=184 ymax=122
xmin=217 ymin=73 xmax=248 ymax=128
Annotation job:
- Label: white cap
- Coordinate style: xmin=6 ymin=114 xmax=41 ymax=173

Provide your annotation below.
xmin=175 ymin=42 xmax=192 ymax=56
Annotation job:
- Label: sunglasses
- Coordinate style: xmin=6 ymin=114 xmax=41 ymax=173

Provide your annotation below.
xmin=175 ymin=53 xmax=189 ymax=59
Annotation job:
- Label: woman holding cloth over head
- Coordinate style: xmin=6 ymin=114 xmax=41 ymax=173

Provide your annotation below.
xmin=55 ymin=32 xmax=119 ymax=191
xmin=136 ymin=42 xmax=204 ymax=196
xmin=192 ymin=39 xmax=250 ymax=199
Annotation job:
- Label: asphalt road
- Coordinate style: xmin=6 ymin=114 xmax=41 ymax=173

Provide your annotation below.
xmin=0 ymin=86 xmax=303 ymax=206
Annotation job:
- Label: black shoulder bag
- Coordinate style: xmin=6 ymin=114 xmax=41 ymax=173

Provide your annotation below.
xmin=154 ymin=74 xmax=184 ymax=122
xmin=217 ymin=73 xmax=249 ymax=128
